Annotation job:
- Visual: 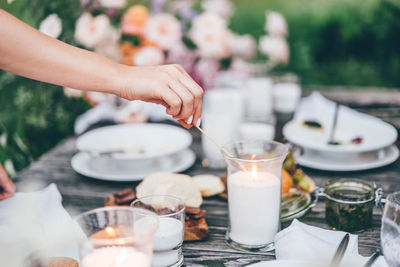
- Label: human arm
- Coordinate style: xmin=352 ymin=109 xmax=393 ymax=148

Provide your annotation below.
xmin=0 ymin=163 xmax=15 ymax=200
xmin=0 ymin=9 xmax=203 ymax=127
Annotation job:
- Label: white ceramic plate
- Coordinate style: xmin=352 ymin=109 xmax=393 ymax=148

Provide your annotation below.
xmin=294 ymin=144 xmax=399 ymax=171
xmin=283 ymin=118 xmax=397 ymax=153
xmin=71 ymin=149 xmax=196 ymax=181
xmin=76 ymin=123 xmax=192 ymax=160
xmin=248 ymin=260 xmax=322 ymax=267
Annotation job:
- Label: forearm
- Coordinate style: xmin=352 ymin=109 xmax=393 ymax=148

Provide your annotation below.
xmin=0 ymin=9 xmax=124 ymax=94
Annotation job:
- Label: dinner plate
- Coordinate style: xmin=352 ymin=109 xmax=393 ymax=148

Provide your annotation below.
xmin=247 ymin=260 xmax=322 ymax=267
xmin=293 ymin=144 xmax=399 ymax=171
xmin=71 ymin=149 xmax=196 ymax=181
xmin=283 ymin=92 xmax=397 ymax=153
xmin=76 ymin=123 xmax=192 ymax=160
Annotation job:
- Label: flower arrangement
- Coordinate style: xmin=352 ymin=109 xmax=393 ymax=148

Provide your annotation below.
xmin=65 ymin=0 xmax=289 ymax=90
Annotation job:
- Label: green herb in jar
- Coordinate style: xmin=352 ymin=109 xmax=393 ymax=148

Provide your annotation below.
xmin=325 ymin=180 xmax=375 ymax=232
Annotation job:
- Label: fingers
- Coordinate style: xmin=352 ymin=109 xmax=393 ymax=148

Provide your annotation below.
xmin=168 ymin=65 xmax=204 ymax=125
xmin=167 ymin=79 xmax=195 ymax=120
xmin=156 ymin=86 xmax=182 ymax=117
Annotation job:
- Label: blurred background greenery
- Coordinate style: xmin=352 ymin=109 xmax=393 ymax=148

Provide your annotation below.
xmin=1 ymin=0 xmax=399 ymax=174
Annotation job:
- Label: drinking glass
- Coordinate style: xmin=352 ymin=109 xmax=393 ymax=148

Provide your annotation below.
xmin=222 ymin=140 xmax=288 ymax=252
xmin=75 ymin=206 xmax=158 ymax=267
xmin=381 ymin=191 xmax=400 ymax=267
xmin=132 ymin=195 xmax=185 ymax=267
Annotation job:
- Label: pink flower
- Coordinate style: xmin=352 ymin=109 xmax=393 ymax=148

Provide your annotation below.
xmin=201 ymin=0 xmax=234 ymax=19
xmin=229 ymin=57 xmax=252 ymax=75
xmin=259 ymin=36 xmax=289 ymax=63
xmin=75 ymin=13 xmax=111 ymax=48
xmin=39 ymin=14 xmax=62 ymax=39
xmin=229 ymin=34 xmax=256 ymax=59
xmin=145 ymin=14 xmax=182 ymax=50
xmin=189 ymin=12 xmax=230 ymax=59
xmin=134 ymin=47 xmax=165 ymax=66
xmin=166 ymin=41 xmax=197 ymax=72
xmin=265 ymin=11 xmax=288 ymax=37
xmin=193 ymin=58 xmax=220 ymax=88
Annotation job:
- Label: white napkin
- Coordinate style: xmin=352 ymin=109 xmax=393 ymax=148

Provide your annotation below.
xmin=0 ymin=184 xmax=82 ymax=267
xmin=294 ymin=92 xmax=383 ymax=142
xmin=273 ymin=219 xmax=388 ymax=267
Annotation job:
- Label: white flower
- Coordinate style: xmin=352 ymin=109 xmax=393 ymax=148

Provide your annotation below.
xmin=74 ymin=13 xmax=111 ymax=49
xmin=229 ymin=34 xmax=256 ymax=59
xmin=98 ymin=0 xmax=127 ymax=9
xmin=194 ymin=58 xmax=219 ymax=84
xmin=189 ymin=12 xmax=230 ymax=59
xmin=145 ymin=14 xmax=182 ymax=50
xmin=166 ymin=41 xmax=197 ymax=72
xmin=229 ymin=57 xmax=252 ymax=74
xmin=134 ymin=47 xmax=165 ymax=66
xmin=94 ymin=27 xmax=121 ymax=61
xmin=259 ymin=35 xmax=289 ymax=63
xmin=63 ymin=87 xmax=83 ymax=98
xmin=7 ymin=0 xmax=14 ymax=4
xmin=39 ymin=14 xmax=62 ymax=39
xmin=202 ymin=0 xmax=234 ymax=19
xmin=191 ymin=12 xmax=227 ymax=32
xmin=265 ymin=11 xmax=288 ymax=37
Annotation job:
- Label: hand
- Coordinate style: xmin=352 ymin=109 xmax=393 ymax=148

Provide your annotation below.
xmin=116 ymin=64 xmax=204 ymax=128
xmin=0 ymin=163 xmax=15 ymax=200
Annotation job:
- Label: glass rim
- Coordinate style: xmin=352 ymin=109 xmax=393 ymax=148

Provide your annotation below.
xmin=324 ymin=179 xmax=376 ymax=204
xmin=130 ymin=195 xmax=186 ymax=218
xmin=74 ymin=206 xmax=158 ymax=221
xmin=222 ymin=139 xmax=289 ymax=163
xmin=386 ymin=191 xmax=400 ymax=207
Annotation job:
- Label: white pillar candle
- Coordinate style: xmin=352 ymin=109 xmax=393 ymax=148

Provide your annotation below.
xmin=244 ymin=78 xmax=274 ymax=119
xmin=239 ymin=122 xmax=275 ymax=141
xmin=228 ymin=169 xmax=281 ymax=246
xmin=82 ymin=247 xmax=151 ymax=267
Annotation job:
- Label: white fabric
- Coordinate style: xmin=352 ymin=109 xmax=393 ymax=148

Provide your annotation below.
xmin=273 ymin=219 xmax=388 ymax=267
xmin=0 ymin=184 xmax=82 ymax=267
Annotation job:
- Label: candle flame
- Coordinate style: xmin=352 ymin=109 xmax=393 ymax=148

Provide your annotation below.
xmin=250 ymin=154 xmax=257 ymax=160
xmin=105 ymin=226 xmax=116 ymax=238
xmin=251 ymin=165 xmax=259 ymax=181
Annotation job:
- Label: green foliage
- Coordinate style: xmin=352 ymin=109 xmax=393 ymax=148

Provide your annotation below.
xmin=0 ymin=0 xmax=90 ymax=174
xmin=231 ymin=0 xmax=400 ymax=87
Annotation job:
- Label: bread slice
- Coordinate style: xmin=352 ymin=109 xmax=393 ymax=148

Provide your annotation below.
xmin=193 ymin=175 xmax=225 ymax=197
xmin=137 ymin=172 xmax=203 ymax=208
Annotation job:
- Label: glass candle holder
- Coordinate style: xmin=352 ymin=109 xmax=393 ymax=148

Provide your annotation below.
xmin=222 ymin=140 xmax=288 ymax=252
xmin=75 ymin=206 xmax=158 ymax=267
xmin=131 ymin=195 xmax=185 ymax=267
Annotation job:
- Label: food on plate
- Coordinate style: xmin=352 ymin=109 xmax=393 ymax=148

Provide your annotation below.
xmin=137 ymin=172 xmax=203 ymax=208
xmin=351 ymin=136 xmax=363 ymax=144
xmin=302 ymin=120 xmax=323 ymax=130
xmin=281 ymin=169 xmax=293 ymax=194
xmin=283 ymin=152 xmax=315 ymax=193
xmin=193 ymin=174 xmax=226 ymax=197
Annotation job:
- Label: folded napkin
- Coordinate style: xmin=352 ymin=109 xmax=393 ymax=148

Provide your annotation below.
xmin=273 ymin=219 xmax=388 ymax=267
xmin=0 ymin=184 xmax=82 ymax=267
xmin=294 ymin=92 xmax=386 ymax=143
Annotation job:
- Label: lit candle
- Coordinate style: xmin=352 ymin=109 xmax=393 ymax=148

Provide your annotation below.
xmin=228 ymin=166 xmax=281 ymax=245
xmin=82 ymin=247 xmax=151 ymax=267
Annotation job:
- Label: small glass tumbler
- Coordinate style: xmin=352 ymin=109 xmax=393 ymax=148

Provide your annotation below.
xmin=131 ymin=195 xmax=185 ymax=267
xmin=222 ymin=140 xmax=288 ymax=252
xmin=381 ymin=191 xmax=400 ymax=267
xmin=75 ymin=206 xmax=159 ymax=267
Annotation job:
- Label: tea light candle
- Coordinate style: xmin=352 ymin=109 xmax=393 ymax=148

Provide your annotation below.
xmin=82 ymin=247 xmax=151 ymax=267
xmin=228 ymin=167 xmax=281 ymax=245
xmin=152 ymin=217 xmax=183 ymax=251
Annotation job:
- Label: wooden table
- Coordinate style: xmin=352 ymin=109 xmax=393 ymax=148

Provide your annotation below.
xmin=13 ymin=90 xmax=400 ymax=266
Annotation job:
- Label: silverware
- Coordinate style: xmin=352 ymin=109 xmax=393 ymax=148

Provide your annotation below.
xmin=330 ymin=233 xmax=350 ymax=267
xmin=363 ymin=251 xmax=380 ymax=267
xmin=328 ymin=103 xmax=340 ymax=145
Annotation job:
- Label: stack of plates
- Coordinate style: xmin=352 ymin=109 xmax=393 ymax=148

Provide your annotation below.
xmin=71 ymin=124 xmax=195 ymax=181
xmin=283 ymin=94 xmax=399 ymax=171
